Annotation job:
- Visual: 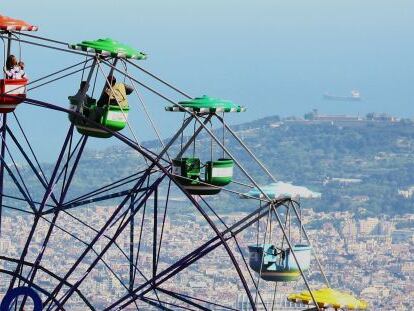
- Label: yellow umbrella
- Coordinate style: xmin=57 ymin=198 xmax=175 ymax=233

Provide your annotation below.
xmin=288 ymin=287 xmax=368 ymax=310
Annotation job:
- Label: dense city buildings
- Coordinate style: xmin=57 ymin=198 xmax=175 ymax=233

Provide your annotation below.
xmin=0 ymin=208 xmax=412 ymax=310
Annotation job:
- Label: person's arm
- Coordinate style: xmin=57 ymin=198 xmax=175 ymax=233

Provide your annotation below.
xmin=124 ymin=84 xmax=133 ymax=95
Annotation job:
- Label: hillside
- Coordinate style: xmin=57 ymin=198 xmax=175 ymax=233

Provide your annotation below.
xmin=228 ymin=117 xmax=414 ymax=215
xmin=4 ymin=116 xmax=414 ymax=216
xmin=135 ymin=116 xmax=414 ymax=215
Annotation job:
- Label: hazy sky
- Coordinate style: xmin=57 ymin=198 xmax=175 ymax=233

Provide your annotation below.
xmin=1 ymin=1 xmax=413 ymax=158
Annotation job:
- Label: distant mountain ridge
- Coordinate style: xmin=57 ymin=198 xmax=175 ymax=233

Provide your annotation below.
xmin=4 ymin=114 xmax=414 ymax=216
xmin=128 ymin=114 xmax=414 ymax=215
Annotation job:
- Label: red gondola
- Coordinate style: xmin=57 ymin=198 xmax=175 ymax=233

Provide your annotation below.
xmin=0 ymin=14 xmax=37 ymax=113
xmin=0 ymin=78 xmax=28 ymax=113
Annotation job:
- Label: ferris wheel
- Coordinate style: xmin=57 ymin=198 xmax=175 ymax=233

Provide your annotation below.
xmin=0 ymin=14 xmax=368 ymax=311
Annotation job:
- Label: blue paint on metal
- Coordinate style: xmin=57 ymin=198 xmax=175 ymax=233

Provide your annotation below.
xmin=0 ymin=287 xmax=43 ymax=311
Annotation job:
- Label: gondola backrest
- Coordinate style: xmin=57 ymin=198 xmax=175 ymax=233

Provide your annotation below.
xmin=205 ymin=158 xmax=234 ymax=186
xmin=284 ymin=245 xmax=311 ymax=271
xmin=172 ymin=158 xmax=201 ymax=181
xmin=0 ymin=79 xmax=28 ymax=111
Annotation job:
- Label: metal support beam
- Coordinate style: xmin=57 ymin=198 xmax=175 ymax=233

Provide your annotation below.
xmin=43 ymin=172 xmax=165 ymax=309
xmin=176 ymin=115 xmax=212 ymax=158
xmin=104 ymin=200 xmax=291 ymax=310
xmin=6 ymin=32 xmax=12 ymax=58
xmin=153 ymin=188 xmax=158 ymax=279
xmin=0 ymin=131 xmax=37 ymax=214
xmin=102 ymin=59 xmax=273 ymax=202
xmin=98 ymin=58 xmax=118 ymax=100
xmin=0 ymin=116 xmax=7 ymax=236
xmin=129 ymin=196 xmax=135 ymax=291
xmin=156 ymin=288 xmax=210 ymax=311
xmin=19 ymin=136 xmax=88 ymax=309
xmin=289 ymin=200 xmax=330 ymax=287
xmin=271 ymin=206 xmax=320 ymax=311
xmin=140 ymin=297 xmax=176 ymax=311
xmin=7 ymin=124 xmax=75 ymax=291
xmin=216 ymin=115 xmax=277 ymax=183
xmin=43 ymin=186 xmax=151 ymax=215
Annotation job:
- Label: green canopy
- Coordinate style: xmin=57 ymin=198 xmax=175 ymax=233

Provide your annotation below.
xmin=166 ymin=95 xmax=246 ymax=113
xmin=69 ymin=38 xmax=147 ymax=60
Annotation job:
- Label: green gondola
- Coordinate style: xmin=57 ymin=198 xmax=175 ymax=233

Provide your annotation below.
xmin=172 ymin=157 xmax=234 ymax=195
xmin=68 ymin=96 xmax=129 ymax=138
xmin=168 ymin=96 xmax=244 ymax=195
xmin=67 ymin=38 xmax=146 ymax=138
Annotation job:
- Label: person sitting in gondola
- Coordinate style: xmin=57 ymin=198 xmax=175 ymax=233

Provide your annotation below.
xmin=280 ymin=249 xmax=286 ymax=261
xmin=18 ymin=60 xmax=26 ymax=74
xmin=72 ymin=81 xmax=94 ymax=117
xmin=97 ymin=74 xmax=133 ymax=109
xmin=4 ymin=55 xmax=26 ymax=79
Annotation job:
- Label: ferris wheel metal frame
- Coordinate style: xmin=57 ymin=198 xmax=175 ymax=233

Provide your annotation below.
xmin=0 ymin=17 xmax=334 ymax=311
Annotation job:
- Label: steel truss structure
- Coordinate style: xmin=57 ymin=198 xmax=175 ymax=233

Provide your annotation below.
xmin=0 ymin=29 xmax=329 ymax=310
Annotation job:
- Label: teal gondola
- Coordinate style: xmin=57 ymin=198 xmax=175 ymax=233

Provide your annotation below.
xmin=248 ymin=244 xmax=311 ymax=282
